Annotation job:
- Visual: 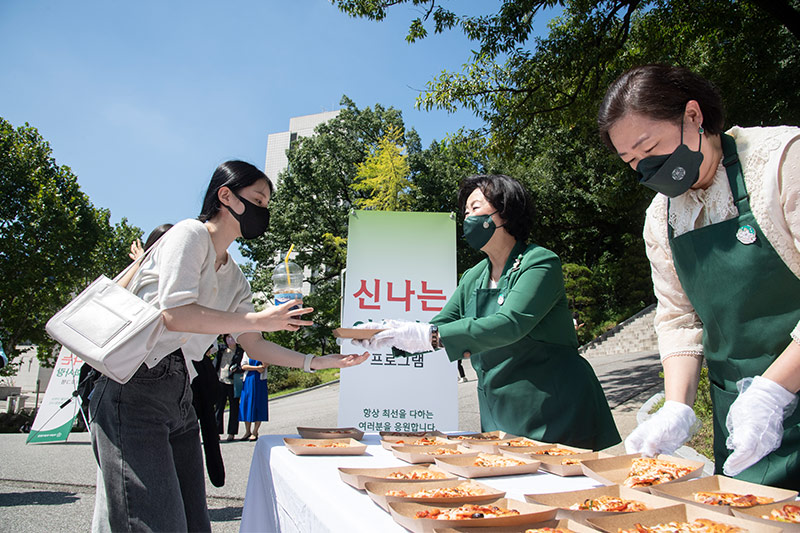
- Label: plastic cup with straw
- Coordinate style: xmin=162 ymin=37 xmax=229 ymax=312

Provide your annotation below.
xmin=272 ymin=245 xmax=303 ymax=309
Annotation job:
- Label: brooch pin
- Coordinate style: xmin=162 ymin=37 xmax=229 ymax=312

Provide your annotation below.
xmin=497 ymin=294 xmax=505 ymax=305
xmin=736 ymin=225 xmax=757 ymax=245
xmin=511 ymin=254 xmax=522 ymax=272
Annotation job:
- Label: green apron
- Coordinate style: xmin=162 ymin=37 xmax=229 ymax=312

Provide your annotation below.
xmin=668 ymin=133 xmax=800 ymax=489
xmin=437 ymin=242 xmax=620 ymax=451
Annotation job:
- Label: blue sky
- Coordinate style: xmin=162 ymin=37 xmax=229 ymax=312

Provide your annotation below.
xmin=1 ymin=1 xmax=551 ymax=263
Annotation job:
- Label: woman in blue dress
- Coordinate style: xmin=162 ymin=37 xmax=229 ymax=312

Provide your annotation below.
xmin=239 ymin=354 xmax=269 ymax=440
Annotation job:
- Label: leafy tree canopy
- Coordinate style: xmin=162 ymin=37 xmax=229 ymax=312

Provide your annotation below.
xmin=240 ymin=97 xmax=489 ymax=353
xmin=333 ymin=0 xmax=800 ymax=338
xmin=0 ymin=118 xmax=142 ymax=366
xmin=353 ymin=125 xmax=414 ymax=211
xmin=334 ymin=0 xmax=800 ymax=151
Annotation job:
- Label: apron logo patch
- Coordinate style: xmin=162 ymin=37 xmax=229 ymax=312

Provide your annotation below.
xmin=736 ymin=225 xmax=757 ymax=245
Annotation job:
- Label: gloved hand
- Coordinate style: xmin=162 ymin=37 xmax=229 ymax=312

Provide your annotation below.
xmin=625 ymin=400 xmax=698 ymax=457
xmin=723 ymin=375 xmax=797 ymax=476
xmin=351 ymin=320 xmax=433 ymax=354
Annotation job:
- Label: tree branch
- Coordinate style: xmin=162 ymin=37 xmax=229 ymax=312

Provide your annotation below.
xmin=746 ymin=0 xmax=800 ymax=41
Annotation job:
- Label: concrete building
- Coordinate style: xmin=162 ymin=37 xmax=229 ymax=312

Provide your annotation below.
xmin=264 ymin=110 xmax=341 ymax=188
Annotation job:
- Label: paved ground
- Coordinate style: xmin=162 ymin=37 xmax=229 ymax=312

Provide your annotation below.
xmin=0 ymin=350 xmax=662 ymax=532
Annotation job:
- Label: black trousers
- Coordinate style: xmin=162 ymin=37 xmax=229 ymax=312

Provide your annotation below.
xmin=215 ymin=383 xmax=239 ymax=435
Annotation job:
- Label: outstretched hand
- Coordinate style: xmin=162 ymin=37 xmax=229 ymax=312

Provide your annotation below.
xmin=312 ymin=352 xmax=371 ymax=370
xmin=351 ymin=320 xmax=432 ymax=354
xmin=253 ymin=299 xmax=314 ymax=332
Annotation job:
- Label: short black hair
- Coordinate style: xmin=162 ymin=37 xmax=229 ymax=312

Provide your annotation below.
xmin=198 ymin=160 xmax=274 ymax=222
xmin=598 ymin=64 xmax=725 ymax=151
xmin=457 ymin=174 xmax=534 ymax=242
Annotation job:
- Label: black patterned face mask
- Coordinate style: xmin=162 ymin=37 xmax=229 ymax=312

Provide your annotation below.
xmin=636 ymin=122 xmax=704 ymax=198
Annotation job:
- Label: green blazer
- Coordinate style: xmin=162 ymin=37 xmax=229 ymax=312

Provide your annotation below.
xmin=434 ymin=241 xmax=620 ymax=450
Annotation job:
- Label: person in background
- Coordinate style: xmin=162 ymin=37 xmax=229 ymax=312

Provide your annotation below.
xmin=354 ymin=174 xmax=620 ymax=450
xmin=598 ymin=64 xmax=800 ymax=489
xmin=89 ymin=160 xmax=369 ymax=531
xmin=456 ymin=359 xmax=467 ymax=383
xmin=215 ymin=334 xmax=243 ymax=441
xmin=191 ymin=345 xmax=224 ymax=487
xmin=573 ymin=311 xmax=584 ymax=332
xmin=239 ymin=352 xmax=268 ymax=441
xmin=118 ymin=223 xmax=174 ymax=289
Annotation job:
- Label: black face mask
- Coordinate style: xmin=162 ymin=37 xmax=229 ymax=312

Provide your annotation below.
xmin=636 ymin=121 xmax=704 ymax=198
xmin=224 ymin=191 xmax=270 ymax=239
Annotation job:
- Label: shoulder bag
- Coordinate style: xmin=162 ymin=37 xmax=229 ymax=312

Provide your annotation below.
xmin=45 ymin=239 xmax=167 ymax=384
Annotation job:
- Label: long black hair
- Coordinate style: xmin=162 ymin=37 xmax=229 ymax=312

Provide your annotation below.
xmin=198 ymin=160 xmax=274 ymax=222
xmin=457 ymin=174 xmax=534 ymax=242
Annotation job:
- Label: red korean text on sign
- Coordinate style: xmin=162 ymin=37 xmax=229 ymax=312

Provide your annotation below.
xmin=353 ymin=279 xmax=381 ymax=310
xmin=416 ymin=281 xmax=446 ymax=311
xmin=387 ymin=280 xmax=415 ymax=312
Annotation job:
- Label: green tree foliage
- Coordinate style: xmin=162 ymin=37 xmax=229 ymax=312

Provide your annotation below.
xmin=90 ymin=214 xmax=144 ymax=284
xmin=334 ymin=1 xmax=800 ymax=147
xmin=0 ymin=118 xmax=142 ymax=366
xmin=0 ymin=118 xmax=142 ymax=361
xmin=334 ymin=0 xmax=800 ymax=340
xmin=408 ymin=130 xmax=489 ymax=273
xmin=241 ymin=98 xmax=491 ymax=353
xmin=353 ymin=125 xmax=414 ymax=211
xmin=240 ymin=97 xmax=414 ymax=354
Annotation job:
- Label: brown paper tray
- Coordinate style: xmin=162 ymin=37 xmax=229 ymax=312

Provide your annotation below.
xmin=525 ymin=484 xmax=679 ymax=522
xmin=434 ymin=453 xmax=541 ymax=479
xmin=586 ymin=503 xmax=782 ymax=533
xmin=393 ymin=444 xmax=479 ymax=464
xmin=381 ymin=430 xmax=447 ymax=438
xmin=338 ymin=464 xmax=457 ymax=490
xmin=382 ymin=436 xmax=452 ymax=450
xmin=444 ymin=431 xmax=519 ymax=444
xmin=364 ymin=479 xmax=505 ymax=512
xmin=508 ymin=443 xmax=593 ymax=461
xmin=296 ymin=426 xmax=365 ymax=440
xmin=332 ymin=327 xmax=385 ymax=339
xmin=649 ymin=474 xmax=798 ymax=515
xmin=462 ymin=437 xmax=548 ymax=454
xmin=388 ymin=497 xmax=557 ymax=533
xmin=580 ymin=453 xmax=703 ymax=492
xmin=283 ymin=437 xmax=366 ymax=456
xmin=502 ymin=450 xmax=613 ymax=477
xmin=432 ymin=518 xmax=600 ymax=532
xmin=492 ymin=437 xmax=550 ymax=451
xmin=731 ymin=501 xmax=800 ymax=532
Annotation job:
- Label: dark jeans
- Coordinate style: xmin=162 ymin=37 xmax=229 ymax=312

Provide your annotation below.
xmin=90 ymin=350 xmax=211 ymax=532
xmin=215 ymin=382 xmax=239 ymax=435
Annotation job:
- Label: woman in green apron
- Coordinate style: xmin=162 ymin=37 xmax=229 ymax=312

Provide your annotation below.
xmin=598 ymin=64 xmax=800 ymax=489
xmin=355 ymin=174 xmax=620 ymax=451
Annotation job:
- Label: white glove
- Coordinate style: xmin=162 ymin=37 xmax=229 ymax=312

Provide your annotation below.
xmin=351 ymin=320 xmax=432 ymax=354
xmin=625 ymin=400 xmax=697 ymax=457
xmin=723 ymin=375 xmax=797 ymax=477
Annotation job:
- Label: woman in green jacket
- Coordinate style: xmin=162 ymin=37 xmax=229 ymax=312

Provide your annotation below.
xmin=356 ymin=174 xmax=620 ymax=450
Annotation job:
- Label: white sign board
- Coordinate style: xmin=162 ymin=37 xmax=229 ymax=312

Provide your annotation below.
xmin=27 ymin=346 xmax=84 ymax=444
xmin=339 ymin=210 xmax=458 ymax=432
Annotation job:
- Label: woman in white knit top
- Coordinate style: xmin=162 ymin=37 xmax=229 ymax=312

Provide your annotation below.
xmin=598 ymin=65 xmax=800 ymax=490
xmin=90 ymin=160 xmax=369 ymax=531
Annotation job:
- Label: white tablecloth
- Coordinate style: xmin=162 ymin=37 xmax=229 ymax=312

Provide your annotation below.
xmin=240 ymin=434 xmax=603 ymax=533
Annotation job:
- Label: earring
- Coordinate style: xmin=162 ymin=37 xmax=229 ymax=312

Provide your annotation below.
xmin=698 ymin=126 xmax=705 ymax=135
